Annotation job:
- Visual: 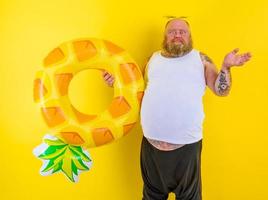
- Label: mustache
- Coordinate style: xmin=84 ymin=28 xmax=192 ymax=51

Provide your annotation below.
xmin=171 ymin=37 xmax=184 ymax=43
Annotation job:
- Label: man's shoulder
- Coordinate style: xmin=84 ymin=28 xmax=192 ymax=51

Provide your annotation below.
xmin=198 ymin=51 xmax=214 ymax=64
xmin=146 ymin=51 xmax=161 ymax=63
xmin=151 ymin=50 xmax=161 ymax=58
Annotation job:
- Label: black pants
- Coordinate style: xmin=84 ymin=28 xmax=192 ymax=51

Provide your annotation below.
xmin=140 ymin=137 xmax=202 ymax=200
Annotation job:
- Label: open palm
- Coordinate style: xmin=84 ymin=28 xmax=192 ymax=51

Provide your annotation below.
xmin=223 ymin=48 xmax=252 ymax=68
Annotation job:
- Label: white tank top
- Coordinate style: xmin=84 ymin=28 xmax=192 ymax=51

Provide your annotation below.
xmin=140 ymin=49 xmax=206 ymax=144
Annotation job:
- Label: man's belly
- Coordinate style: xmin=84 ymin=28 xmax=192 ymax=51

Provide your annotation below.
xmin=140 ymin=87 xmax=204 ymax=144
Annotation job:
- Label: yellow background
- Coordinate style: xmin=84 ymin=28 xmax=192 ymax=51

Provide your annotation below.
xmin=0 ymin=0 xmax=267 ymax=199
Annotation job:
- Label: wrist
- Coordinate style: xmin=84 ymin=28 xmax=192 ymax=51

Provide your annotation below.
xmin=221 ymin=64 xmax=231 ymax=72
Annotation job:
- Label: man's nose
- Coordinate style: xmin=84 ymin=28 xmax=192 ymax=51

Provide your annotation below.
xmin=174 ymin=31 xmax=182 ymax=36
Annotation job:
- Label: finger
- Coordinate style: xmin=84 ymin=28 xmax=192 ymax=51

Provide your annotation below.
xmin=246 ymin=53 xmax=252 ymax=59
xmin=103 ymin=71 xmax=113 ymax=77
xmin=239 ymin=52 xmax=251 ymax=61
xmin=232 ymin=48 xmax=239 ymax=54
xmin=243 ymin=52 xmax=251 ymax=57
xmin=244 ymin=52 xmax=251 ymax=56
xmin=103 ymin=73 xmax=109 ymax=79
xmin=236 ymin=61 xmax=244 ymax=66
xmin=103 ymin=71 xmax=108 ymax=75
xmin=107 ymin=77 xmax=114 ymax=82
xmin=240 ymin=58 xmax=250 ymax=65
xmin=104 ymin=76 xmax=109 ymax=81
xmin=104 ymin=73 xmax=112 ymax=79
xmin=243 ymin=56 xmax=251 ymax=61
xmin=108 ymin=80 xmax=114 ymax=86
xmin=242 ymin=54 xmax=251 ymax=61
xmin=240 ymin=60 xmax=245 ymax=65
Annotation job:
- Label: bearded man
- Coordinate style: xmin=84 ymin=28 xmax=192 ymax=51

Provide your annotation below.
xmin=102 ymin=17 xmax=251 ymax=200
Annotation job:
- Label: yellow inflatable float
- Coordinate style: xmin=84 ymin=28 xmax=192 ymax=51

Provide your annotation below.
xmin=33 ymin=38 xmax=144 ymax=182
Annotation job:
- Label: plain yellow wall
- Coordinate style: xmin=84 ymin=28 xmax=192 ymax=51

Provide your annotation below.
xmin=1 ymin=0 xmax=268 ymax=199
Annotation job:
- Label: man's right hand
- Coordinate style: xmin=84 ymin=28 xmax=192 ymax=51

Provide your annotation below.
xmin=102 ymin=71 xmax=115 ymax=87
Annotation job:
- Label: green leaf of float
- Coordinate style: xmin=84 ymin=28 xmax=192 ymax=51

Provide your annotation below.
xmin=41 ymin=152 xmax=66 ymax=172
xmin=72 ymin=155 xmax=89 ymax=171
xmin=52 ymin=161 xmax=63 ymax=173
xmin=69 ymin=146 xmax=91 ymax=162
xmin=39 ymin=145 xmax=66 ymax=159
xmin=41 ymin=160 xmax=54 ymax=172
xmin=71 ymin=160 xmax=78 ymax=176
xmin=44 ymin=138 xmax=66 ymax=146
xmin=39 ymin=146 xmax=67 ymax=160
xmin=61 ymin=149 xmax=75 ymax=182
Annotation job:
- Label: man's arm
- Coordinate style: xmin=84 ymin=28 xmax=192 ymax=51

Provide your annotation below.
xmin=200 ymin=49 xmax=251 ymax=96
xmin=200 ymin=52 xmax=232 ymax=96
xmin=142 ymin=62 xmax=149 ymax=88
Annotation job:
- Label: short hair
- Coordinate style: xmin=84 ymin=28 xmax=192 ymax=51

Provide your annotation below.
xmin=164 ymin=16 xmax=190 ymax=28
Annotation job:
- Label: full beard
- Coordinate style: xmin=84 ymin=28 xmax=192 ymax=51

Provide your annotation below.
xmin=162 ymin=36 xmax=193 ymax=57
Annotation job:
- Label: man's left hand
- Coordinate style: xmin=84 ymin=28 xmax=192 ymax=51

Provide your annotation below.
xmin=222 ymin=48 xmax=252 ymax=69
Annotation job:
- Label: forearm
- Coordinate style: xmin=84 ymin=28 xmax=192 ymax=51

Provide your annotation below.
xmin=214 ymin=67 xmax=232 ymax=96
xmin=203 ymin=49 xmax=251 ymax=96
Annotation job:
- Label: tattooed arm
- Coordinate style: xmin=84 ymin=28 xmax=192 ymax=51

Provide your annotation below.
xmin=200 ymin=52 xmax=231 ymax=96
xmin=215 ymin=69 xmax=231 ymax=96
xmin=200 ymin=49 xmax=251 ymax=96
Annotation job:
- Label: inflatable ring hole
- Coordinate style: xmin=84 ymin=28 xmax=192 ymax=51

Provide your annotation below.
xmin=68 ymin=69 xmax=114 ymax=115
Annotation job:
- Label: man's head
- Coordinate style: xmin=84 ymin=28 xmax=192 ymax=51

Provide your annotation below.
xmin=162 ymin=18 xmax=193 ymax=57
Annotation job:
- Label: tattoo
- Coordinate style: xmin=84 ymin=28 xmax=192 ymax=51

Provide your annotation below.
xmin=217 ymin=70 xmax=230 ymax=95
xmin=147 ymin=138 xmax=185 ymax=151
xmin=200 ymin=52 xmax=214 ymax=64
